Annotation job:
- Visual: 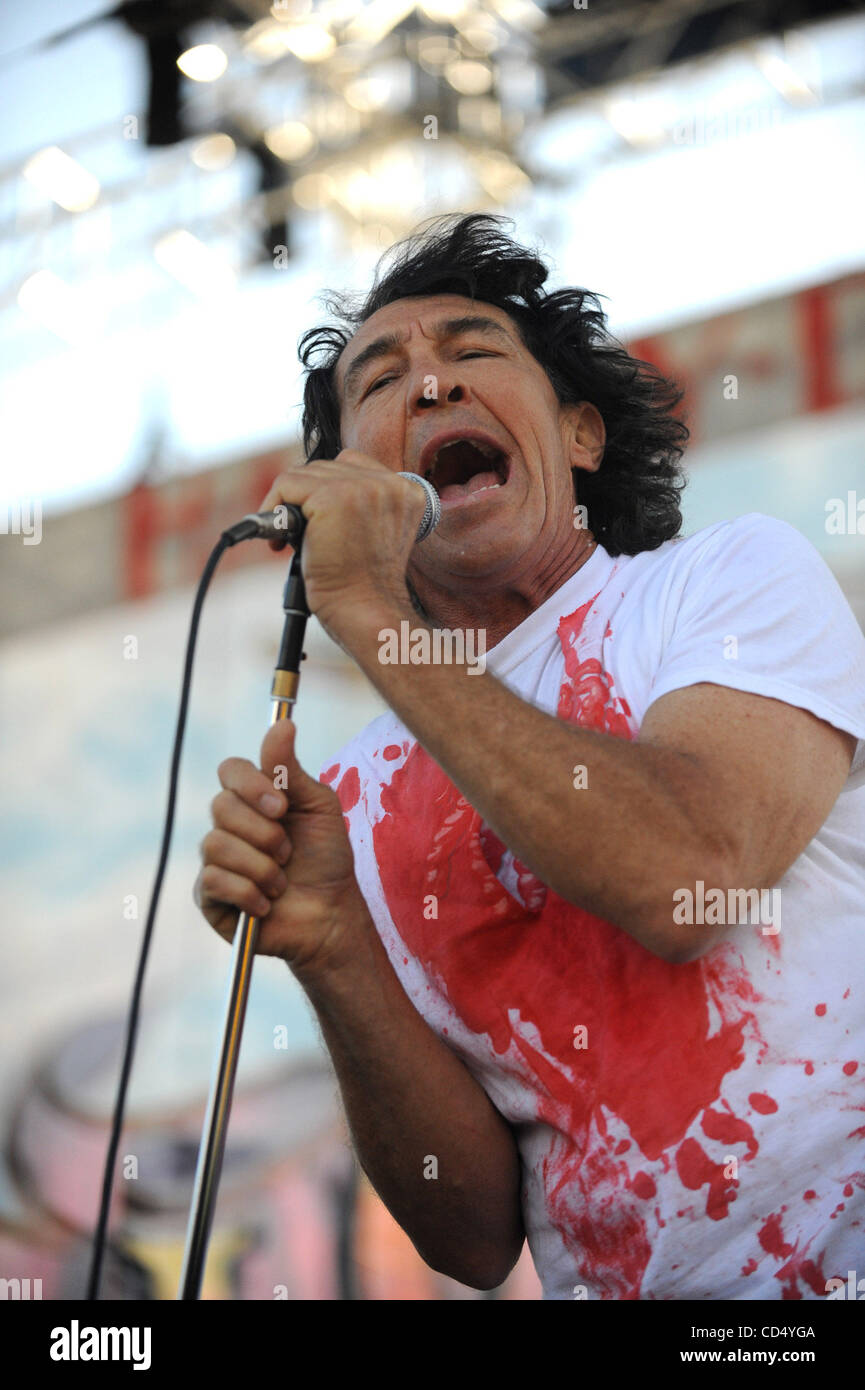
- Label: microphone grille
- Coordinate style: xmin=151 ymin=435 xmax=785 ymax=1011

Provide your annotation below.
xmin=397 ymin=473 xmax=441 ymax=540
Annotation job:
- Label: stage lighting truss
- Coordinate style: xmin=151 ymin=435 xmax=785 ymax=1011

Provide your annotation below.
xmin=1 ymin=0 xmax=862 ymax=336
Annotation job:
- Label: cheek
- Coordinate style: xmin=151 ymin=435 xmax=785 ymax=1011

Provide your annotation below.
xmin=342 ymin=408 xmax=401 ymax=461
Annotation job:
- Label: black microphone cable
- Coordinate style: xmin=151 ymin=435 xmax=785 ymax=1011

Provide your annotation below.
xmin=85 ymin=508 xmax=304 ymax=1300
xmin=85 ymin=476 xmax=436 ymax=1298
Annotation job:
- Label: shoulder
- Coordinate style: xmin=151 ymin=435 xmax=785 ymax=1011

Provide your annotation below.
xmin=617 ymin=513 xmax=830 ymax=610
xmin=649 ymin=512 xmax=813 ymax=573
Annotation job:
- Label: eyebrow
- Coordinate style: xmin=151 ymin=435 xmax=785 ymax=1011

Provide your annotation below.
xmin=340 ymin=315 xmax=516 ymax=401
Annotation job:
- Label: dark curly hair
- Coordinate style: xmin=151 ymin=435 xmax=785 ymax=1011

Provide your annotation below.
xmin=298 ymin=213 xmax=689 ymax=556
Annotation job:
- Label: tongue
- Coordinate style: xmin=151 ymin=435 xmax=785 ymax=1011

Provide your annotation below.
xmin=439 ymin=469 xmax=502 ymax=502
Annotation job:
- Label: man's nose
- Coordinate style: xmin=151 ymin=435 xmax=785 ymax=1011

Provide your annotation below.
xmin=409 ymin=371 xmax=466 ymax=411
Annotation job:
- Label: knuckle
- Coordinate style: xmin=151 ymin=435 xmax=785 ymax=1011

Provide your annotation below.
xmin=265 ymin=821 xmax=288 ymax=854
xmin=245 ymin=883 xmax=269 ymax=914
xmin=263 ymin=863 xmax=287 ymax=896
xmin=198 ymin=864 xmax=221 ymax=898
xmin=199 ymin=828 xmax=222 ymax=861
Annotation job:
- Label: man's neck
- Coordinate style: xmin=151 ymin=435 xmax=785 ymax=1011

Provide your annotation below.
xmin=409 ymin=533 xmax=600 ymax=650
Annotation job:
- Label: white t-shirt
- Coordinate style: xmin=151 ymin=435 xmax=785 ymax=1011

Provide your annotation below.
xmin=318 ymin=513 xmax=865 ymax=1300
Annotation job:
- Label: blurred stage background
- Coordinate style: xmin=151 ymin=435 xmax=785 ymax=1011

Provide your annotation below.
xmin=0 ymin=0 xmax=863 ymax=1301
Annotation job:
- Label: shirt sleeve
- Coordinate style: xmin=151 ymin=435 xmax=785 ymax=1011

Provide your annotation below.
xmin=647 ymin=513 xmax=865 ymax=775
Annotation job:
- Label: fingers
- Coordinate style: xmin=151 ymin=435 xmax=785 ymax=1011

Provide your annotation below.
xmin=259 ymin=453 xmax=398 ymax=550
xmin=200 ymin=828 xmax=287 ymax=900
xmin=259 ymin=453 xmax=388 ymax=510
xmin=210 ymin=788 xmax=291 ymax=862
xmin=217 ymin=754 xmax=287 ymax=819
xmin=196 ymin=754 xmax=294 ymax=932
xmin=196 ymin=862 xmax=273 ymax=926
xmin=199 ymin=732 xmax=342 ymax=945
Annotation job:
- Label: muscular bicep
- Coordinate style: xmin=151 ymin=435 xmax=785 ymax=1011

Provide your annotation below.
xmin=639 ymin=682 xmax=857 ymax=892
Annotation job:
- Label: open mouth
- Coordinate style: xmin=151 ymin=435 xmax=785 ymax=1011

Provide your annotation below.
xmin=424 ymin=438 xmax=508 ymax=504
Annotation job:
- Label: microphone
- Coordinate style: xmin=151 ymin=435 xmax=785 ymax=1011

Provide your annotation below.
xmin=221 ymin=473 xmax=441 ymax=548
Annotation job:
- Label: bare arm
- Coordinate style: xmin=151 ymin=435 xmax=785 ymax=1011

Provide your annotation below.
xmin=258 ymin=458 xmax=858 ymax=963
xmin=299 ymin=901 xmax=524 ymax=1289
xmin=195 ymin=719 xmax=524 ymax=1289
xmin=322 ymin=595 xmax=857 ymax=964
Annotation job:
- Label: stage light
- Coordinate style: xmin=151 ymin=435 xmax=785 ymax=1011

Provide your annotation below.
xmin=245 ymin=20 xmax=335 ymax=62
xmin=474 ymin=149 xmax=530 ymax=199
xmin=154 ymin=230 xmax=235 ymax=296
xmin=417 ymin=35 xmax=460 ymax=72
xmin=243 ymin=22 xmax=292 ymax=63
xmin=456 ymin=14 xmax=501 ymax=55
xmin=445 ymin=59 xmax=493 ymax=95
xmin=457 ymin=96 xmax=504 ymax=138
xmin=282 ymin=24 xmax=336 ymax=62
xmin=344 ymin=60 xmax=412 ymax=112
xmin=345 ymin=0 xmax=414 ymax=47
xmin=292 ymin=172 xmax=335 ymax=209
xmin=177 ymin=44 xmax=228 ymax=81
xmin=486 ymin=0 xmax=544 ymax=30
xmin=270 ymin=0 xmax=313 ymax=18
xmin=419 ymin=0 xmax=470 ymax=21
xmin=190 ymin=134 xmax=237 ymax=170
xmin=23 ymin=147 xmax=100 ymax=212
xmin=264 ymin=121 xmax=316 ymax=161
xmin=754 ymin=38 xmax=821 ymax=105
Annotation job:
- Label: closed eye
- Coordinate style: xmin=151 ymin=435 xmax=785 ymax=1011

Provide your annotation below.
xmin=366 ymin=374 xmax=396 ymax=394
xmin=364 ymin=350 xmax=498 ymax=397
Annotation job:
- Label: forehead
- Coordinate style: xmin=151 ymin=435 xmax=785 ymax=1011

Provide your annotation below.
xmin=335 ymin=293 xmax=521 ymax=393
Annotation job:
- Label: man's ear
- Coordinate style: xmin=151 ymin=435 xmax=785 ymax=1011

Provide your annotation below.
xmin=563 ymin=402 xmax=605 ymax=474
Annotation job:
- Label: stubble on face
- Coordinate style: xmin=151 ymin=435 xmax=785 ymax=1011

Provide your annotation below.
xmin=334 ymin=294 xmax=604 ymax=641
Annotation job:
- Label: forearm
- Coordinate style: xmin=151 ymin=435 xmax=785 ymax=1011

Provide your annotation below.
xmin=330 ymin=597 xmax=727 ymax=958
xmin=295 ymin=899 xmax=525 ymax=1289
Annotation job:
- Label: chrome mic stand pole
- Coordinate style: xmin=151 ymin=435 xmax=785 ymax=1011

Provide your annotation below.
xmin=179 ymin=545 xmax=309 ymax=1300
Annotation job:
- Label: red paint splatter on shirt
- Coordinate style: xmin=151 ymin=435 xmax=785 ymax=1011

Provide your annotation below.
xmin=346 ymin=590 xmax=768 ymax=1299
xmin=337 ymin=766 xmax=360 ymax=811
xmin=803 ymin=1190 xmax=816 ymax=1201
xmin=804 ymin=1062 xmax=814 ymax=1075
xmin=759 ymin=1210 xmax=794 ymax=1259
xmin=632 ymin=1172 xmax=657 ymax=1200
xmin=675 ymin=1139 xmax=738 ymax=1220
xmin=701 ymin=1106 xmax=758 ymax=1159
xmin=320 ymin=763 xmax=339 ymax=785
xmin=815 ymin=1003 xmax=827 ymax=1016
xmin=556 ymin=597 xmax=633 ymax=738
xmin=843 ymin=1061 xmax=858 ymax=1076
xmin=741 ymin=1257 xmax=758 ymax=1276
xmin=749 ymin=1092 xmax=778 ymax=1115
xmin=383 ymin=744 xmax=402 ymax=760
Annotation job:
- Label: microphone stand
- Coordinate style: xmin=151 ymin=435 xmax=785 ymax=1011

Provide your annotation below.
xmin=178 ymin=547 xmax=309 ymax=1300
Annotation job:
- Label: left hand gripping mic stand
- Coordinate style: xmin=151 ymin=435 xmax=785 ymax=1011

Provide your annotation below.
xmin=178 ymin=543 xmax=309 ymax=1300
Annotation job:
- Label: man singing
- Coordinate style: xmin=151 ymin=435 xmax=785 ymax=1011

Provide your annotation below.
xmin=195 ymin=214 xmax=865 ymax=1300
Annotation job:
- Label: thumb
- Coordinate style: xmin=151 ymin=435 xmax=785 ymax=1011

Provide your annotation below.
xmin=260 ymin=719 xmax=332 ymax=813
